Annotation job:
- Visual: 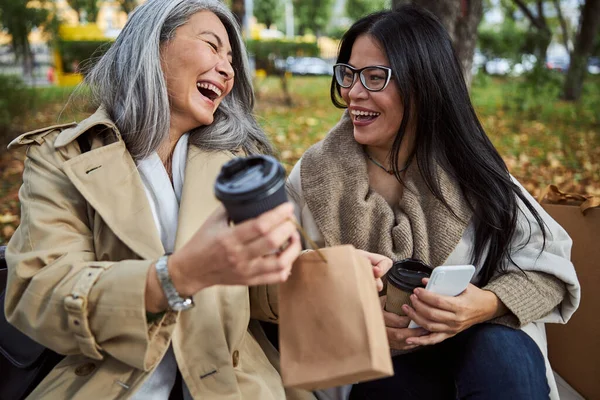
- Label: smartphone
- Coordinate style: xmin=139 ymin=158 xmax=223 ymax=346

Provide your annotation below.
xmin=408 ymin=265 xmax=476 ymax=329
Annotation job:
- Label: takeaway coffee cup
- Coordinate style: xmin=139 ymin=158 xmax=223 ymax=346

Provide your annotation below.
xmin=214 ymin=155 xmax=288 ymax=224
xmin=384 ymin=258 xmax=431 ymax=316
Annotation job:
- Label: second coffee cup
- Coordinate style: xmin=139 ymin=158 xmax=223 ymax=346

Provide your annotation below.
xmin=384 ymin=259 xmax=431 ymax=316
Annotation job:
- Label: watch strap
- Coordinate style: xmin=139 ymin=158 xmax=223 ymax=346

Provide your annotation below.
xmin=155 ymin=255 xmax=194 ymax=311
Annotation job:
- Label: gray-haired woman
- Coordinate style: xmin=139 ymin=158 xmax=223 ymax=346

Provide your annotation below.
xmin=4 ymin=0 xmax=317 ymax=398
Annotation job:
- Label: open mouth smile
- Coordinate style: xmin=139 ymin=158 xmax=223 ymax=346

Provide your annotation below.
xmin=351 ymin=109 xmax=380 ymax=122
xmin=196 ymin=81 xmax=223 ymax=101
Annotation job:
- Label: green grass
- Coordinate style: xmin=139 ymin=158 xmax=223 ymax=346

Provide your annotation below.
xmin=34 ymin=85 xmax=80 ymax=105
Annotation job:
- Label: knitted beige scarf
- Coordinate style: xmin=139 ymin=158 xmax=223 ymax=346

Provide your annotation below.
xmin=300 ymin=111 xmax=473 ymax=267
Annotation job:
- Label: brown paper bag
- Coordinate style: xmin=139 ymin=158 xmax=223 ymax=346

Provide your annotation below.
xmin=538 ymin=185 xmax=600 ymax=400
xmin=278 ymin=245 xmax=393 ymax=391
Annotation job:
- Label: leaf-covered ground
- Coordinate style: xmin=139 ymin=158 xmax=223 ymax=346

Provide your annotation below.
xmin=1 ymin=76 xmax=598 ymax=244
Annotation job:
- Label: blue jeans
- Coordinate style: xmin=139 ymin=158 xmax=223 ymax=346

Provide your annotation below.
xmin=349 ymin=324 xmax=549 ymax=400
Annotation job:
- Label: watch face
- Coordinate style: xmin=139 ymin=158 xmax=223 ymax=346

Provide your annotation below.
xmin=171 ymin=298 xmax=195 ymax=311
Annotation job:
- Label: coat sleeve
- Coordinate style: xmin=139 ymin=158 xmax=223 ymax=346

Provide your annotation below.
xmin=4 ymin=136 xmax=173 ymax=372
xmin=482 ymin=177 xmax=580 ymax=328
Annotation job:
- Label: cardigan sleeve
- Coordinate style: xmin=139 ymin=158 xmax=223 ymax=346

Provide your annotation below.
xmin=483 ymin=270 xmax=566 ymax=328
xmin=481 ymin=177 xmax=580 ymax=327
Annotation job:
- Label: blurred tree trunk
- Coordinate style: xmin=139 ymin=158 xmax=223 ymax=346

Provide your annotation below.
xmin=86 ymin=1 xmax=100 ymax=23
xmin=563 ymin=0 xmax=600 ymax=101
xmin=0 ymin=0 xmax=49 ymax=80
xmin=552 ymin=0 xmax=570 ymax=52
xmin=231 ymin=0 xmax=245 ymax=27
xmin=391 ymin=0 xmax=483 ymax=89
xmin=512 ymin=0 xmax=552 ymax=64
xmin=117 ymin=0 xmax=138 ymax=14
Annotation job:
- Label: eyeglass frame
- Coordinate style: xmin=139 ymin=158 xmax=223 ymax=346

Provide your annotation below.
xmin=333 ymin=63 xmax=394 ymax=92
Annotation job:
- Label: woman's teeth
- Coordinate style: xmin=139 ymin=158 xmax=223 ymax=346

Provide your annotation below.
xmin=196 ymin=82 xmax=222 ymax=98
xmin=351 ymin=109 xmax=380 ymax=120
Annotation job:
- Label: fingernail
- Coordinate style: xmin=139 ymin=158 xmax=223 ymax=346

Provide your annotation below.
xmin=402 ymin=304 xmax=409 ymax=311
xmin=411 ymin=294 xmax=417 ymax=301
xmin=414 ymin=288 xmax=421 ymax=295
xmin=406 ymin=340 xmax=414 ymax=345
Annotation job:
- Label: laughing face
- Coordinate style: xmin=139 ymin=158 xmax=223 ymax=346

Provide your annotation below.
xmin=341 ymin=34 xmax=404 ymax=152
xmin=161 ymin=11 xmax=235 ymax=134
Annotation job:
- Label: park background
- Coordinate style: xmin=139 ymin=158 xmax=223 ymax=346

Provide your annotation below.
xmin=0 ymin=0 xmax=599 ymax=246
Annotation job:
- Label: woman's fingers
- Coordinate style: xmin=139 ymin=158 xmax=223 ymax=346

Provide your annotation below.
xmin=245 ymin=232 xmax=301 ymax=283
xmin=375 ymin=277 xmax=384 ymax=292
xmin=246 ymin=269 xmax=292 ymax=286
xmin=410 ymin=293 xmax=457 ymax=324
xmin=355 ymin=250 xmax=391 ymax=292
xmin=412 ymin=287 xmax=457 ymax=312
xmin=233 ymin=202 xmax=296 ymax=243
xmin=382 ymin=310 xmax=411 ymax=329
xmin=356 ymin=250 xmax=393 ymax=277
xmin=406 ymin=332 xmax=450 ymax=347
xmin=402 ymin=304 xmax=449 ymax=333
xmin=271 ymin=231 xmax=301 ymax=275
xmin=244 ymin=218 xmax=299 ymax=259
xmin=386 ymin=326 xmax=428 ymax=350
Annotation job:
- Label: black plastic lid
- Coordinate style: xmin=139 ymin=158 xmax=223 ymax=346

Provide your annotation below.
xmin=214 ymin=155 xmax=286 ymax=203
xmin=387 ymin=258 xmax=431 ymax=292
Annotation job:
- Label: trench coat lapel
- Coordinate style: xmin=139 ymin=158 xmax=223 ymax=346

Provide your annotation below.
xmin=171 ymin=146 xmax=240 ymax=385
xmin=62 ymin=140 xmax=164 ymax=260
xmin=174 ymin=146 xmax=234 ymax=250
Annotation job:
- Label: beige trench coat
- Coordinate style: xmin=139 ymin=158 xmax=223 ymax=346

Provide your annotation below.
xmin=5 ymin=109 xmax=314 ymax=400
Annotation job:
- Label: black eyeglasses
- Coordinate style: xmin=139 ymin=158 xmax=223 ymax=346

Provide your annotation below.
xmin=333 ymin=63 xmax=393 ymax=92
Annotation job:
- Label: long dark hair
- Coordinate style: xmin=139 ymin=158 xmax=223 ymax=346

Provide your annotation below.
xmin=331 ymin=5 xmax=546 ymax=285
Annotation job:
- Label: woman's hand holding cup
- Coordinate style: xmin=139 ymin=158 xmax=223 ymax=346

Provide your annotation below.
xmin=379 ymin=296 xmax=429 ymax=351
xmin=168 ymin=154 xmax=302 ymax=297
xmin=168 ymin=202 xmax=301 ymax=298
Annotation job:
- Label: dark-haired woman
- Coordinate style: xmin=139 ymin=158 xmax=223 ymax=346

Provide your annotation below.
xmin=289 ymin=5 xmax=579 ymax=400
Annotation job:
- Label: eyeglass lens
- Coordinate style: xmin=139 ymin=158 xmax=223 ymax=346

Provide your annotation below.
xmin=334 ymin=65 xmax=389 ymax=91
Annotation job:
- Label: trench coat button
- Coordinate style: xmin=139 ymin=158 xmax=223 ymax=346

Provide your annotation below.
xmin=75 ymin=363 xmax=96 ymax=376
xmin=232 ymin=350 xmax=240 ymax=367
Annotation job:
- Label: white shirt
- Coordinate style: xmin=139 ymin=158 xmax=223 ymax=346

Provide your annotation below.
xmin=133 ymin=134 xmax=193 ymax=400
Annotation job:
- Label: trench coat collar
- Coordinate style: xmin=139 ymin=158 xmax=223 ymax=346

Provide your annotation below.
xmin=62 ymin=140 xmax=165 ymax=260
xmin=54 ymin=107 xmax=121 ymax=148
xmin=58 ymin=109 xmax=234 ymax=260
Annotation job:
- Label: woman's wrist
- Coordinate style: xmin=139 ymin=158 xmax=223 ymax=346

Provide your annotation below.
xmin=481 ymin=289 xmax=509 ymax=321
xmin=168 ymin=251 xmax=208 ymax=298
xmin=145 ymin=263 xmax=169 ymax=313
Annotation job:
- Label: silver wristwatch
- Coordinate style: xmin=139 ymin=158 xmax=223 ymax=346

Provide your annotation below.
xmin=155 ymin=255 xmax=195 ymax=311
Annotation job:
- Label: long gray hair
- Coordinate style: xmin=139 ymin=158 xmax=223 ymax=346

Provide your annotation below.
xmin=85 ymin=0 xmax=274 ymax=160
